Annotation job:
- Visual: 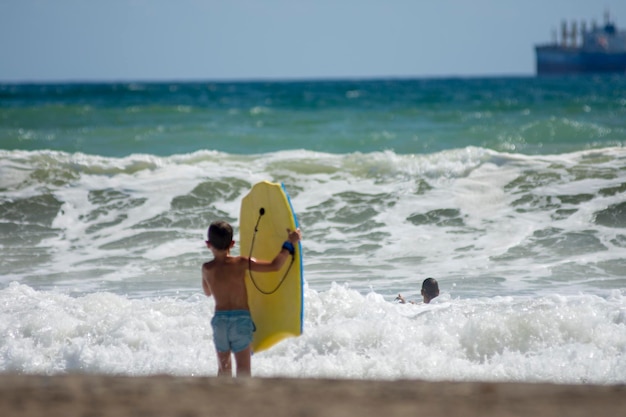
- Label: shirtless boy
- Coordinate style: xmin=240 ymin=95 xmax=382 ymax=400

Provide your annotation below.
xmin=202 ymin=220 xmax=302 ymax=377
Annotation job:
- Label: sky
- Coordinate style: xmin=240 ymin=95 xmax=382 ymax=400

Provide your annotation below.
xmin=1 ymin=0 xmax=625 ymax=82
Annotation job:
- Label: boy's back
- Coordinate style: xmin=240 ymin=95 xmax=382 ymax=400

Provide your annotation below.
xmin=202 ymin=257 xmax=250 ymax=311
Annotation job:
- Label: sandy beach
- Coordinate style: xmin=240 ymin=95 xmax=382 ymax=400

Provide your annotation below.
xmin=1 ymin=374 xmax=624 ymax=417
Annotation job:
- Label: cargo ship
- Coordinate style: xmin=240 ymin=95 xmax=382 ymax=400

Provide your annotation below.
xmin=535 ymin=11 xmax=626 ymax=75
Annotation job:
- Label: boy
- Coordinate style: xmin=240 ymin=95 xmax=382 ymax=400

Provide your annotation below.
xmin=396 ymin=277 xmax=440 ymax=304
xmin=202 ymin=220 xmax=302 ymax=377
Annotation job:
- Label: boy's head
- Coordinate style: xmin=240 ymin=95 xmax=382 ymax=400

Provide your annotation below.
xmin=421 ymin=277 xmax=440 ymax=303
xmin=207 ymin=220 xmax=233 ymax=251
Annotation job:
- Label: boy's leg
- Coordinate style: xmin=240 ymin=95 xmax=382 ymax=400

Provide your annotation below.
xmin=233 ymin=346 xmax=251 ymax=377
xmin=216 ymin=350 xmax=232 ymax=377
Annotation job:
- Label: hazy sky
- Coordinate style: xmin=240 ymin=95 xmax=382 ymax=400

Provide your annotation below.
xmin=1 ymin=0 xmax=625 ymax=82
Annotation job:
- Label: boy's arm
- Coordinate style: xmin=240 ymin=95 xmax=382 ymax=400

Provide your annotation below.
xmin=248 ymin=249 xmax=291 ymax=273
xmin=248 ymin=228 xmax=301 ymax=273
xmin=201 ymin=264 xmax=212 ymax=297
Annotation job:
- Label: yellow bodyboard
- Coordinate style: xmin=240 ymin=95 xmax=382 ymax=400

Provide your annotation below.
xmin=239 ymin=181 xmax=303 ymax=353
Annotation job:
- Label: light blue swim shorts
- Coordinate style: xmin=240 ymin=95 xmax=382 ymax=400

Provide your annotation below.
xmin=211 ymin=310 xmax=256 ymax=353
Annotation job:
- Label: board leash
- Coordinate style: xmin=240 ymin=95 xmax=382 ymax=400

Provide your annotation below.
xmin=248 ymin=207 xmax=295 ymax=295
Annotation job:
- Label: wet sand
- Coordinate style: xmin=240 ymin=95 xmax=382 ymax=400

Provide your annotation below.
xmin=1 ymin=374 xmax=624 ymax=417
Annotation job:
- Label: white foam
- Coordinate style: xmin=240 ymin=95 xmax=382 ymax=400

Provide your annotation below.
xmin=3 ymin=146 xmax=626 ymax=297
xmin=2 ymin=282 xmax=624 ymax=383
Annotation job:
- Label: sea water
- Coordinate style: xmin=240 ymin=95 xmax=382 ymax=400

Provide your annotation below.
xmin=1 ymin=76 xmax=625 ymax=383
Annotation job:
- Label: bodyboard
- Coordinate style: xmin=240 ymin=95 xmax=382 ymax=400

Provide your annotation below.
xmin=239 ymin=181 xmax=303 ymax=353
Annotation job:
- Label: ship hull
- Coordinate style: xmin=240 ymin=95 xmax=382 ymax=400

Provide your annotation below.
xmin=536 ymin=45 xmax=626 ymax=75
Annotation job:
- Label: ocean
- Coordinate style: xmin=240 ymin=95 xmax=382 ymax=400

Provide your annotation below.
xmin=1 ymin=76 xmax=625 ymax=383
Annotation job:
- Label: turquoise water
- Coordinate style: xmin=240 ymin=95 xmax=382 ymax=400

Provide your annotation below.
xmin=2 ymin=76 xmax=625 ymax=156
xmin=1 ymin=76 xmax=625 ymax=381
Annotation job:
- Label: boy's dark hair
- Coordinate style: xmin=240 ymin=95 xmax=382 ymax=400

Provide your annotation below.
xmin=421 ymin=278 xmax=439 ymax=298
xmin=207 ymin=221 xmax=233 ymax=250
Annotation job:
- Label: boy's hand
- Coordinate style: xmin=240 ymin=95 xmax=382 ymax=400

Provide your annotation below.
xmin=287 ymin=228 xmax=302 ymax=244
